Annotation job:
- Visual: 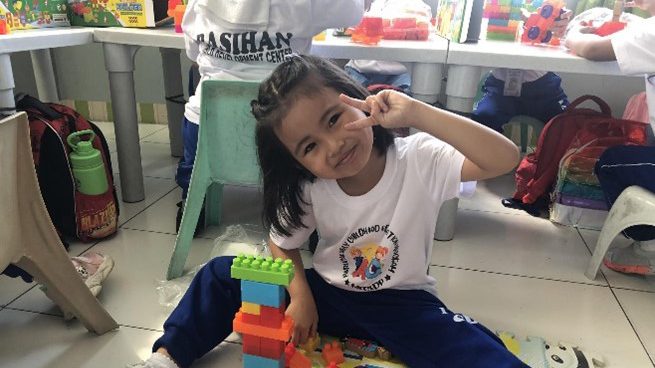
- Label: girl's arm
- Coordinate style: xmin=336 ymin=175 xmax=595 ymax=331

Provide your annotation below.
xmin=268 ymin=239 xmax=318 ymax=345
xmin=565 ymin=33 xmax=616 ymax=61
xmin=341 ymin=92 xmax=520 ymax=182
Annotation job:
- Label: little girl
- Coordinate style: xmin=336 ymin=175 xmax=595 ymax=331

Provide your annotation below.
xmin=135 ymin=55 xmax=525 ymax=368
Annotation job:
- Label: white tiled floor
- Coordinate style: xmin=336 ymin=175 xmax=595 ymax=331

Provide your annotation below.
xmin=1 ymin=124 xmax=654 ymax=368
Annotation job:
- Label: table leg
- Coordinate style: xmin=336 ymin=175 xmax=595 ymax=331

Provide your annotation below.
xmin=159 ymin=48 xmax=184 ymax=158
xmin=409 ymin=62 xmax=460 ymax=241
xmin=103 ymin=43 xmax=145 ymax=203
xmin=445 ymin=65 xmax=481 ymax=113
xmin=30 ymin=49 xmax=59 ymax=103
xmin=435 ymin=65 xmax=482 ymax=241
xmin=411 ymin=62 xmax=443 ymax=104
xmin=0 ymin=53 xmax=16 ymax=116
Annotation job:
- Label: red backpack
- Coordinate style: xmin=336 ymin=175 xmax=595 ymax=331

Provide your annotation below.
xmin=16 ymin=94 xmax=119 ymax=243
xmin=507 ymin=95 xmax=649 ymax=213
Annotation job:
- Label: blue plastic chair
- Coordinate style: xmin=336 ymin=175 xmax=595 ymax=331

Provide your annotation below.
xmin=167 ymin=80 xmax=262 ymax=280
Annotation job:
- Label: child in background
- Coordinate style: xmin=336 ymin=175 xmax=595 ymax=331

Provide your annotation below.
xmin=134 ymin=55 xmax=525 ymax=368
xmin=565 ymin=0 xmax=655 ymax=275
xmin=174 ymin=0 xmax=367 ymax=233
xmin=472 ymin=8 xmax=572 ymax=135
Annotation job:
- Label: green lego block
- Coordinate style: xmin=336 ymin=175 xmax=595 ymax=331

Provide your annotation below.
xmin=231 ymin=255 xmax=294 ymax=286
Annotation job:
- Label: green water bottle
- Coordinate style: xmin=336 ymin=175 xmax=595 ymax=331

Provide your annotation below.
xmin=67 ymin=130 xmax=108 ymax=195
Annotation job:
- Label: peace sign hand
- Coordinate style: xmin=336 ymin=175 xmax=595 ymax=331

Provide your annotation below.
xmin=340 ymin=89 xmax=416 ymax=131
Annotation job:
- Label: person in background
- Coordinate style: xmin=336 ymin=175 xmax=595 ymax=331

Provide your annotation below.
xmin=174 ymin=0 xmax=367 ymax=234
xmin=472 ymin=8 xmax=573 ymax=135
xmin=565 ymin=0 xmax=655 ymax=276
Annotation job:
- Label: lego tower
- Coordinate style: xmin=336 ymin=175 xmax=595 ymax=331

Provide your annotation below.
xmin=483 ymin=0 xmax=524 ymax=41
xmin=231 ymin=255 xmax=295 ymax=368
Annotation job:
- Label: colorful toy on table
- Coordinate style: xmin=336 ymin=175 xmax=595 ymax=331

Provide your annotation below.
xmin=483 ymin=0 xmax=523 ymax=41
xmin=382 ymin=17 xmax=430 ymax=40
xmin=521 ymin=0 xmax=565 ymax=45
xmin=350 ymin=15 xmax=384 ymax=45
xmin=231 ymin=254 xmax=295 ymax=368
xmin=285 ymin=343 xmax=312 ymax=368
xmin=593 ymin=0 xmax=626 ymax=36
xmin=322 ymin=341 xmax=345 ymax=365
xmin=341 ymin=337 xmax=391 ymax=361
xmin=0 ymin=14 xmax=9 ymax=34
xmin=166 ymin=0 xmax=185 ymax=33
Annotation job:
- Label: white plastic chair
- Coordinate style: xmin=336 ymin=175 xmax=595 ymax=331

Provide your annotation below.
xmin=585 ymin=186 xmax=655 ymax=280
xmin=0 ymin=113 xmax=118 ymax=334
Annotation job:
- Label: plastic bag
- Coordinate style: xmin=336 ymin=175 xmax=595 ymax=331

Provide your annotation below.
xmin=156 ymin=224 xmax=269 ymax=310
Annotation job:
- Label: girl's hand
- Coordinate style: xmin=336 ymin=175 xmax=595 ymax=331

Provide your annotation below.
xmin=285 ymin=290 xmax=318 ymax=346
xmin=340 ymin=90 xmax=416 ymax=130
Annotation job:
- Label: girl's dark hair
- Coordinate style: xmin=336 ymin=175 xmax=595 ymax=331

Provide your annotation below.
xmin=251 ymin=54 xmax=395 ymax=237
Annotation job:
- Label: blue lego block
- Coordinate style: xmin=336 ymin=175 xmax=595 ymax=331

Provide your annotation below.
xmin=243 ymin=353 xmax=283 ymax=368
xmin=241 ymin=280 xmax=285 ymax=308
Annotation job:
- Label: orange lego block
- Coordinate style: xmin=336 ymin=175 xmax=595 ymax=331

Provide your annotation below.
xmin=321 ymin=341 xmax=345 ymax=365
xmin=242 ymin=334 xmax=261 ymax=355
xmin=285 ymin=343 xmax=311 ymax=368
xmin=260 ymin=337 xmax=286 ymax=360
xmin=233 ymin=311 xmax=293 ymax=341
xmin=260 ymin=305 xmax=284 ymax=328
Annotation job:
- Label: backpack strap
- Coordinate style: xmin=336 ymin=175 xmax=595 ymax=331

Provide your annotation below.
xmin=565 ymin=95 xmax=612 ymax=116
xmin=15 ymin=93 xmax=77 ymax=134
xmin=15 ymin=93 xmax=62 ymax=120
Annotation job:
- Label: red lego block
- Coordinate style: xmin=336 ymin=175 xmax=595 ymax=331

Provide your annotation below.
xmin=260 ymin=305 xmax=284 ymax=328
xmin=241 ymin=310 xmax=260 ymax=325
xmin=326 ymin=362 xmax=340 ymax=368
xmin=242 ymin=334 xmax=261 ymax=355
xmin=233 ymin=311 xmax=293 ymax=341
xmin=260 ymin=337 xmax=286 ymax=360
xmin=285 ymin=343 xmax=311 ymax=368
xmin=321 ymin=341 xmax=345 ymax=365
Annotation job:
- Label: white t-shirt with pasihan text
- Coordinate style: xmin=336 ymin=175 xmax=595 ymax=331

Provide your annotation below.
xmin=182 ymin=0 xmax=365 ymax=123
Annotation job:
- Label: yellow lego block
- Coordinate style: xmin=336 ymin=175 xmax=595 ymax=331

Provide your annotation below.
xmin=242 ymin=302 xmax=261 ymax=315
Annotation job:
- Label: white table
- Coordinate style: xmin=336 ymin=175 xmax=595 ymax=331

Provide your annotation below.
xmin=93 ymin=27 xmax=450 ymax=202
xmin=443 ymin=40 xmax=635 ymax=113
xmin=0 ymin=28 xmax=94 ymax=115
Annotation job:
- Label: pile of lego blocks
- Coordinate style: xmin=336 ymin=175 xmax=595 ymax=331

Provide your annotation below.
xmin=483 ymin=0 xmax=523 ymax=41
xmin=231 ymin=255 xmax=295 ymax=368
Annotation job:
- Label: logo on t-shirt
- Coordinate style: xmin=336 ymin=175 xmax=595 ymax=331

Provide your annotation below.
xmin=196 ymin=31 xmax=294 ymax=63
xmin=338 ymin=224 xmax=400 ymax=291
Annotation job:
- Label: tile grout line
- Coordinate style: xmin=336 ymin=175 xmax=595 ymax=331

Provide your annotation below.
xmin=430 ymin=264 xmax=611 ymax=288
xmin=606 ymin=287 xmax=655 ymax=367
xmin=576 ymin=228 xmax=655 ymax=366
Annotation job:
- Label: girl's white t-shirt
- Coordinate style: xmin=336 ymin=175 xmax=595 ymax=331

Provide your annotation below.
xmin=611 ymin=16 xmax=655 ymax=136
xmin=271 ymin=133 xmax=465 ymax=296
xmin=181 ymin=0 xmax=365 ymax=123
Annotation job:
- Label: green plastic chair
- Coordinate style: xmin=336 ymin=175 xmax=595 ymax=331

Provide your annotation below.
xmin=473 ymin=72 xmax=545 ymax=153
xmin=167 ymin=80 xmax=262 ymax=280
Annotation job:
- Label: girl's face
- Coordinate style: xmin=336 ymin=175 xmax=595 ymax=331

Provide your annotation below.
xmin=275 ymin=87 xmax=375 ymax=181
